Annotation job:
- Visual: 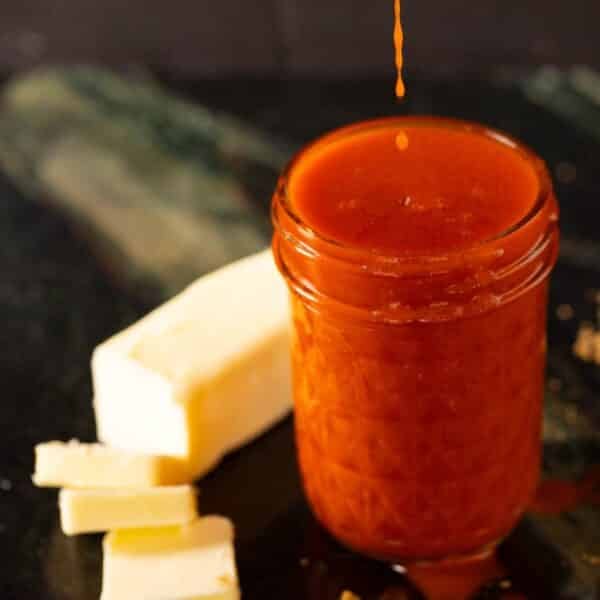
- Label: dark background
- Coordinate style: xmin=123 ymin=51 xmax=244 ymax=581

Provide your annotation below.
xmin=2 ymin=2 xmax=600 ymax=599
xmin=0 ymin=0 xmax=599 ymax=77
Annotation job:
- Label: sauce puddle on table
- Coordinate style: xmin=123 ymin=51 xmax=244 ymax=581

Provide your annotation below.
xmin=395 ymin=550 xmax=524 ymax=600
xmin=530 ymin=466 xmax=600 ymax=515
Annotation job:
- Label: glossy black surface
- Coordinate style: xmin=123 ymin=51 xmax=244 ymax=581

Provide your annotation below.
xmin=1 ymin=75 xmax=600 ymax=599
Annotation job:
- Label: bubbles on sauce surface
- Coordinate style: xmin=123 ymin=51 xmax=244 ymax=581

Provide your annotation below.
xmin=396 ymin=195 xmax=449 ymax=212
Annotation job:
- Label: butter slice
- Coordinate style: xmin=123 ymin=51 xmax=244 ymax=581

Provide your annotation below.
xmin=93 ymin=249 xmax=291 ymax=480
xmin=59 ymin=485 xmax=197 ymax=535
xmin=101 ymin=516 xmax=239 ymax=600
xmin=33 ymin=440 xmax=186 ymax=488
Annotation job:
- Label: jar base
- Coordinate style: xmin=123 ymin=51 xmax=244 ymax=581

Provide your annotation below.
xmin=318 ymin=517 xmax=508 ymax=566
xmin=391 ymin=541 xmax=502 ymax=570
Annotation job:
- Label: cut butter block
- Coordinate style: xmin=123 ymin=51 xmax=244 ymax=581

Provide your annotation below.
xmin=59 ymin=485 xmax=197 ymax=535
xmin=32 ymin=440 xmax=187 ymax=488
xmin=101 ymin=516 xmax=239 ymax=600
xmin=93 ymin=249 xmax=291 ymax=480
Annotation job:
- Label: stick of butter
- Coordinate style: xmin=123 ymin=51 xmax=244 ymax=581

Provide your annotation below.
xmin=33 ymin=440 xmax=187 ymax=488
xmin=101 ymin=516 xmax=239 ymax=600
xmin=59 ymin=485 xmax=197 ymax=535
xmin=92 ymin=249 xmax=291 ymax=481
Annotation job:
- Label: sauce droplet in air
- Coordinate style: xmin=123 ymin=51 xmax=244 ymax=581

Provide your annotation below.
xmin=394 ymin=0 xmax=405 ymax=98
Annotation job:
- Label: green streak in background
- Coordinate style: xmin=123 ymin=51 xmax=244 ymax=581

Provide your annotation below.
xmin=0 ymin=67 xmax=292 ymax=298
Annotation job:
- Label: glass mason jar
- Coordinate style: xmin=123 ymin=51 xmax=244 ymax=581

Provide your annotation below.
xmin=272 ymin=117 xmax=559 ymax=562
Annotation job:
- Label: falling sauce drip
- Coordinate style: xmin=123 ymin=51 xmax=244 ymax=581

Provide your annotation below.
xmin=394 ymin=0 xmax=405 ymax=98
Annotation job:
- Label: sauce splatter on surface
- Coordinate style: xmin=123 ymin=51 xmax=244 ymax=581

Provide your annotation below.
xmin=531 ymin=466 xmax=600 ymax=515
xmin=402 ymin=551 xmax=512 ymax=600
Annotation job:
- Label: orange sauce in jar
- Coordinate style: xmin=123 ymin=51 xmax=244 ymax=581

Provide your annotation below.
xmin=273 ymin=117 xmax=559 ymax=561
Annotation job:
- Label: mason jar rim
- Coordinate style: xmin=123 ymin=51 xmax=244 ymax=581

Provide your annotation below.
xmin=273 ymin=116 xmax=555 ymax=272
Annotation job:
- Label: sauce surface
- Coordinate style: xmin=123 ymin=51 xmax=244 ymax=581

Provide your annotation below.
xmin=290 ymin=125 xmax=540 ymax=255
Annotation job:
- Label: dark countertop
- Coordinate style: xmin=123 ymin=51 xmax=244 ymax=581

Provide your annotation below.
xmin=1 ymin=74 xmax=599 ymax=599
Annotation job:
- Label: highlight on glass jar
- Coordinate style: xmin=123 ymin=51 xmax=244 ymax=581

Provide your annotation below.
xmin=272 ymin=117 xmax=559 ymax=562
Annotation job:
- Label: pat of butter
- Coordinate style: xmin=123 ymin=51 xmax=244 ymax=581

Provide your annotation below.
xmin=92 ymin=249 xmax=291 ymax=480
xmin=32 ymin=440 xmax=187 ymax=488
xmin=101 ymin=516 xmax=239 ymax=600
xmin=59 ymin=485 xmax=197 ymax=535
